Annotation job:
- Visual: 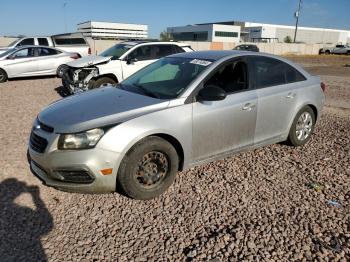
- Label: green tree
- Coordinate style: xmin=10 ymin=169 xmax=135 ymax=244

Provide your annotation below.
xmin=159 ymin=31 xmax=173 ymax=41
xmin=284 ymin=36 xmax=292 ymax=43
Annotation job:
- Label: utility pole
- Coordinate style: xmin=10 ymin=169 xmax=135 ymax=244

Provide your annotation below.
xmin=63 ymin=2 xmax=68 ymax=33
xmin=293 ymin=0 xmax=302 ymax=43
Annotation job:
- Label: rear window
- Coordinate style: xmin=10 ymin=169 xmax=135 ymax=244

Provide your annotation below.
xmin=54 ymin=38 xmax=86 ymax=45
xmin=249 ymin=56 xmax=306 ymax=88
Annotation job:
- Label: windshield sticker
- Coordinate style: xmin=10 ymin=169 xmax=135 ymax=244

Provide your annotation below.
xmin=190 ymin=59 xmax=212 ymax=66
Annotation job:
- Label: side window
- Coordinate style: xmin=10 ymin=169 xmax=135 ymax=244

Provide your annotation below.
xmin=37 ymin=47 xmax=58 ymax=56
xmin=129 ymin=46 xmax=152 ymax=61
xmin=174 ymin=45 xmax=185 ymax=53
xmin=152 ymin=45 xmax=179 ymax=59
xmin=12 ymin=48 xmax=35 ymax=58
xmin=17 ymin=38 xmax=34 ymax=46
xmin=38 ymin=38 xmax=49 ymax=46
xmin=204 ymin=60 xmax=248 ymax=93
xmin=250 ymin=57 xmax=305 ymax=88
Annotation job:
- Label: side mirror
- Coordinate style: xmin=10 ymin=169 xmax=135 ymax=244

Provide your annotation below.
xmin=126 ymin=57 xmax=138 ymax=65
xmin=198 ymin=85 xmax=226 ymax=102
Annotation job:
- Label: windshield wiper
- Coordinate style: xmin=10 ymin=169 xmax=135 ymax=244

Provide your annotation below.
xmin=133 ymin=84 xmax=159 ymax=99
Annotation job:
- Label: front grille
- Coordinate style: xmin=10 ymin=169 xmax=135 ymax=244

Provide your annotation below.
xmin=55 ymin=170 xmax=94 ymax=184
xmin=30 ymin=132 xmax=48 ymax=153
xmin=38 ymin=120 xmax=54 ymax=133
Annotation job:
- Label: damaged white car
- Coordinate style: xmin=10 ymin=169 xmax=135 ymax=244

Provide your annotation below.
xmin=62 ymin=41 xmax=193 ymax=94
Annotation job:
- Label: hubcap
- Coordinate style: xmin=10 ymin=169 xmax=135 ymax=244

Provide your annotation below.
xmin=134 ymin=151 xmax=169 ymax=187
xmin=0 ymin=72 xmax=4 ymax=81
xmin=296 ymin=112 xmax=313 ymax=141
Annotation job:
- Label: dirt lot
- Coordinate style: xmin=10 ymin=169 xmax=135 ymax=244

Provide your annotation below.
xmin=0 ymin=56 xmax=349 ymax=261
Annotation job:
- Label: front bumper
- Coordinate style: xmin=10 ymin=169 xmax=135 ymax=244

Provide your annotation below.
xmin=28 ymin=127 xmax=121 ymax=193
xmin=62 ymin=67 xmax=97 ymax=94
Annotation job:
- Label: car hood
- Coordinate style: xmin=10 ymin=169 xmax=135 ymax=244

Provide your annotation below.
xmin=66 ymin=55 xmax=112 ymax=68
xmin=38 ymin=87 xmax=170 ymax=133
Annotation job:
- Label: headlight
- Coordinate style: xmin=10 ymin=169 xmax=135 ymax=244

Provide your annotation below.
xmin=58 ymin=128 xmax=104 ymax=150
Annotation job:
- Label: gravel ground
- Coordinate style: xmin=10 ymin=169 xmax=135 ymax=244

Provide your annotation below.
xmin=0 ymin=57 xmax=350 ymax=261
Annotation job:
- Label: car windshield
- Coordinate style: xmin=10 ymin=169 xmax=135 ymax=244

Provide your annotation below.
xmin=99 ymin=44 xmax=133 ymax=59
xmin=0 ymin=48 xmax=15 ymax=58
xmin=120 ymin=57 xmax=212 ymax=99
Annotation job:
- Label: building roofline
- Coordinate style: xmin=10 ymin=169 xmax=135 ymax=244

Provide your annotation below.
xmin=77 ymin=20 xmax=148 ymax=26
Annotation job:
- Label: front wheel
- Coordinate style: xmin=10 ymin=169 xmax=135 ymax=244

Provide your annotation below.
xmin=0 ymin=69 xmax=8 ymax=83
xmin=57 ymin=65 xmax=68 ymax=78
xmin=92 ymin=77 xmax=116 ymax=88
xmin=287 ymin=106 xmax=316 ymax=147
xmin=117 ymin=136 xmax=179 ymax=200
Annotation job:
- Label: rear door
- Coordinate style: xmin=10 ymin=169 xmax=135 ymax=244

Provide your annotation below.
xmin=247 ymin=56 xmax=307 ymax=144
xmin=192 ymin=57 xmax=258 ymax=162
xmin=5 ymin=47 xmax=38 ymax=77
xmin=35 ymin=47 xmax=62 ymax=75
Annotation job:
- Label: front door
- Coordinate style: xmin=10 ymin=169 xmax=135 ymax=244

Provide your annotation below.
xmin=5 ymin=47 xmax=38 ymax=77
xmin=192 ymin=58 xmax=257 ymax=162
xmin=121 ymin=45 xmax=157 ymax=79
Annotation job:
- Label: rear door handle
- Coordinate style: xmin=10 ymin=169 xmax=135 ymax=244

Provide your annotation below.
xmin=286 ymin=92 xmax=296 ymax=99
xmin=242 ymin=103 xmax=255 ymax=111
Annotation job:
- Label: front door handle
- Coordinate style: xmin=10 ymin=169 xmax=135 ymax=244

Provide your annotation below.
xmin=242 ymin=103 xmax=255 ymax=111
xmin=286 ymin=92 xmax=296 ymax=99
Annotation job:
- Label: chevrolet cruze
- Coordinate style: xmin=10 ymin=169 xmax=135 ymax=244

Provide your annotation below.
xmin=28 ymin=51 xmax=325 ymax=200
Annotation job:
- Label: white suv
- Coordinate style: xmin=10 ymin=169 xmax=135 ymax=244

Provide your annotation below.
xmin=62 ymin=41 xmax=193 ymax=94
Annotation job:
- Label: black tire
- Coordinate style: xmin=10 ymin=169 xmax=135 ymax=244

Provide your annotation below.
xmin=57 ymin=65 xmax=68 ymax=78
xmin=325 ymin=50 xmax=331 ymax=55
xmin=347 ymin=51 xmax=350 ymax=56
xmin=92 ymin=77 xmax=116 ymax=88
xmin=0 ymin=68 xmax=7 ymax=83
xmin=117 ymin=136 xmax=179 ymax=200
xmin=287 ymin=106 xmax=316 ymax=147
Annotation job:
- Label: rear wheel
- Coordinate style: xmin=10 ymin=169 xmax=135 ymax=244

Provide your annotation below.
xmin=117 ymin=136 xmax=179 ymax=200
xmin=325 ymin=50 xmax=331 ymax=55
xmin=92 ymin=77 xmax=117 ymax=88
xmin=288 ymin=106 xmax=315 ymax=147
xmin=0 ymin=69 xmax=7 ymax=83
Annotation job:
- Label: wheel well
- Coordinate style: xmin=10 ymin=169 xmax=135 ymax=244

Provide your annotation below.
xmin=307 ymin=104 xmax=318 ymax=121
xmin=150 ymin=134 xmax=184 ymax=171
xmin=95 ymin=74 xmax=118 ymax=83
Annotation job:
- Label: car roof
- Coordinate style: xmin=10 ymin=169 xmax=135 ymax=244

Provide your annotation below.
xmin=121 ymin=41 xmax=189 ymax=47
xmin=169 ymin=50 xmax=247 ymax=61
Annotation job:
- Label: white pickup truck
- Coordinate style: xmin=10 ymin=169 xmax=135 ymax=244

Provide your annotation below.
xmin=0 ymin=33 xmax=91 ymax=57
xmin=319 ymin=44 xmax=350 ymax=55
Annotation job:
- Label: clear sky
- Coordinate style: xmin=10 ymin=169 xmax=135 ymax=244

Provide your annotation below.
xmin=1 ymin=0 xmax=349 ymax=38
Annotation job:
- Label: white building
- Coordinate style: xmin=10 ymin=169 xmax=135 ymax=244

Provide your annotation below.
xmin=77 ymin=21 xmax=148 ymax=40
xmin=167 ymin=24 xmax=241 ymax=43
xmin=244 ymin=22 xmax=350 ymax=44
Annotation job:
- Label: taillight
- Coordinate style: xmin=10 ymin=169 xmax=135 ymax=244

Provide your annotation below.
xmin=88 ymin=47 xmax=91 ymax=55
xmin=70 ymin=53 xmax=79 ymax=59
xmin=320 ymin=82 xmax=326 ymax=93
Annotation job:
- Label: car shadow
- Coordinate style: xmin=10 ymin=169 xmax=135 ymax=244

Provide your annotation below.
xmin=0 ymin=178 xmax=53 ymax=261
xmin=55 ymin=85 xmax=71 ymax=97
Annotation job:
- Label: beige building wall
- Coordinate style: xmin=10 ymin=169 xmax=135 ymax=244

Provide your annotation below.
xmin=0 ymin=37 xmax=18 ymax=47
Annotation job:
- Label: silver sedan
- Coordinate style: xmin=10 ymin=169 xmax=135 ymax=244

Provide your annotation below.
xmin=28 ymin=51 xmax=325 ymax=200
xmin=0 ymin=45 xmax=79 ymax=82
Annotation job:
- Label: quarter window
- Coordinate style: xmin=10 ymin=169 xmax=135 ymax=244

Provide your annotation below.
xmin=249 ymin=57 xmax=306 ymax=89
